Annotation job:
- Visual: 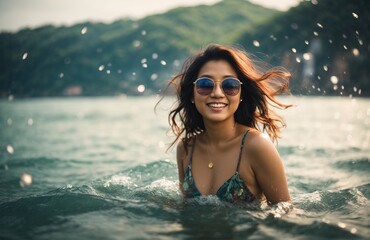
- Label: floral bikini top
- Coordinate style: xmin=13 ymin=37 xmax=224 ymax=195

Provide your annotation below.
xmin=182 ymin=131 xmax=256 ymax=203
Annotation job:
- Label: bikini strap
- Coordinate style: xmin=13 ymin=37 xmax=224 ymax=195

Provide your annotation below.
xmin=236 ymin=130 xmax=250 ymax=172
xmin=188 ymin=137 xmax=196 ymax=165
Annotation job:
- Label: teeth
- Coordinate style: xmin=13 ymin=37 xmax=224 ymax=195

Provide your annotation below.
xmin=208 ymin=103 xmax=227 ymax=108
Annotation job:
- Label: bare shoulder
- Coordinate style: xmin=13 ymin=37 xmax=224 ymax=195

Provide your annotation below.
xmin=245 ymin=129 xmax=276 ymax=151
xmin=244 ymin=129 xmax=280 ymax=166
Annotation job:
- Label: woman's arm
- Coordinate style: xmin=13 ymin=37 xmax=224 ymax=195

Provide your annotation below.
xmin=176 ymin=141 xmax=186 ymax=194
xmin=250 ymin=133 xmax=291 ymax=204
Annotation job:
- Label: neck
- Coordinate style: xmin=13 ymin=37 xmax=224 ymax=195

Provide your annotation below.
xmin=202 ymin=118 xmax=241 ymax=144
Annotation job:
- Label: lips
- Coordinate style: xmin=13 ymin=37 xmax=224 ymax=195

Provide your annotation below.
xmin=207 ymin=102 xmax=228 ymax=109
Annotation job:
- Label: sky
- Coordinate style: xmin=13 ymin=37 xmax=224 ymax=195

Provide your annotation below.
xmin=0 ymin=0 xmax=301 ymax=32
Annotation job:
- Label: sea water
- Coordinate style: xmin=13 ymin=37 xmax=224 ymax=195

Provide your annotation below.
xmin=0 ymin=96 xmax=369 ymax=239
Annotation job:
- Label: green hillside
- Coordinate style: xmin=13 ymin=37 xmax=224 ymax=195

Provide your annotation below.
xmin=0 ymin=0 xmax=369 ymax=98
xmin=238 ymin=0 xmax=370 ymax=96
xmin=0 ymin=0 xmax=276 ymax=97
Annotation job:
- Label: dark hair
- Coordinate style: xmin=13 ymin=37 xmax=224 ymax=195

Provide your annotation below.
xmin=163 ymin=44 xmax=292 ymax=150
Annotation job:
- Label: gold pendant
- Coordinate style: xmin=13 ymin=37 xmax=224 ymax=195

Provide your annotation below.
xmin=208 ymin=162 xmax=214 ymax=169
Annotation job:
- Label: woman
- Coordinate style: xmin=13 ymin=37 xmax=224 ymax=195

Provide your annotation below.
xmin=167 ymin=44 xmax=291 ymax=205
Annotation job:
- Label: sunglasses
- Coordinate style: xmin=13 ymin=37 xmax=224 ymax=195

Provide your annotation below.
xmin=193 ymin=77 xmax=242 ymax=96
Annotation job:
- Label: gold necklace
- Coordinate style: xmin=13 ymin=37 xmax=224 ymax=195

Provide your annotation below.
xmin=208 ymin=162 xmax=214 ymax=169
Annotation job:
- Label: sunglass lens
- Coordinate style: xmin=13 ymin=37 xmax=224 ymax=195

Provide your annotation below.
xmin=222 ymin=79 xmax=241 ymax=96
xmin=196 ymin=78 xmax=214 ymax=95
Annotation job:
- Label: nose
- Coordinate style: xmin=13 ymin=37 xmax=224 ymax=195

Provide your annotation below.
xmin=210 ymin=81 xmax=225 ymax=97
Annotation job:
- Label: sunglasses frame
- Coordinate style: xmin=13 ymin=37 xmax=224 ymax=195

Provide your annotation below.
xmin=193 ymin=77 xmax=243 ymax=96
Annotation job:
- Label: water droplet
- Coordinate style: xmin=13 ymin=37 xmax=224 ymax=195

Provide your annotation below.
xmin=133 ymin=40 xmax=141 ymax=48
xmin=337 ymin=222 xmax=346 ymax=228
xmin=270 ymin=35 xmax=277 ymax=41
xmin=106 ymin=70 xmax=111 ymax=74
xmin=117 ymin=69 xmax=122 ymax=74
xmin=343 ymin=45 xmax=347 ymax=50
xmin=160 ymin=60 xmax=166 ymax=66
xmin=353 ymin=86 xmax=357 ymax=92
xmin=330 ymin=76 xmax=339 ymax=85
xmin=358 ymin=39 xmax=363 ymax=45
xmin=358 ymin=89 xmax=362 ymax=95
xmin=311 ymin=0 xmax=318 ymax=5
xmin=20 ymin=173 xmax=32 ymax=187
xmin=352 ymin=12 xmax=359 ymax=19
xmin=7 ymin=145 xmax=14 ymax=154
xmin=304 ymin=40 xmax=309 ymax=45
xmin=290 ymin=23 xmax=298 ymax=30
xmin=173 ymin=59 xmax=180 ymax=67
xmin=22 ymin=52 xmax=28 ymax=60
xmin=295 ymin=57 xmax=301 ymax=63
xmin=313 ymin=31 xmax=318 ymax=36
xmin=253 ymin=40 xmax=260 ymax=47
xmin=333 ymin=85 xmax=338 ymax=90
xmin=141 ymin=30 xmax=147 ymax=36
xmin=137 ymin=84 xmax=145 ymax=93
xmin=81 ymin=26 xmax=87 ymax=35
xmin=7 ymin=118 xmax=12 ymax=125
xmin=142 ymin=63 xmax=148 ymax=68
xmin=98 ymin=65 xmax=105 ymax=71
xmin=329 ymin=39 xmax=333 ymax=44
xmin=151 ymin=73 xmax=158 ymax=81
xmin=316 ymin=23 xmax=323 ymax=28
xmin=28 ymin=118 xmax=33 ymax=126
xmin=141 ymin=58 xmax=147 ymax=64
xmin=303 ymin=53 xmax=312 ymax=60
xmin=152 ymin=53 xmax=158 ymax=59
xmin=4 ymin=164 xmax=8 ymax=170
xmin=8 ymin=95 xmax=14 ymax=101
xmin=132 ymin=72 xmax=136 ymax=76
xmin=323 ymin=65 xmax=328 ymax=71
xmin=352 ymin=48 xmax=360 ymax=56
xmin=350 ymin=228 xmax=357 ymax=234
xmin=291 ymin=48 xmax=297 ymax=53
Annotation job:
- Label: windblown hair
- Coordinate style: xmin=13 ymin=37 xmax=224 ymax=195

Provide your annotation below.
xmin=164 ymin=44 xmax=292 ymax=150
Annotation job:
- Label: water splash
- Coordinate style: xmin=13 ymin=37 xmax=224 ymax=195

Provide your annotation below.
xmin=28 ymin=118 xmax=34 ymax=126
xmin=152 ymin=53 xmax=158 ymax=59
xmin=253 ymin=40 xmax=260 ymax=47
xmin=137 ymin=85 xmax=145 ymax=93
xmin=133 ymin=40 xmax=141 ymax=48
xmin=98 ymin=65 xmax=105 ymax=71
xmin=20 ymin=173 xmax=32 ymax=187
xmin=330 ymin=76 xmax=339 ymax=85
xmin=81 ymin=27 xmax=88 ymax=35
xmin=160 ymin=60 xmax=166 ymax=66
xmin=22 ymin=52 xmax=28 ymax=60
xmin=7 ymin=145 xmax=14 ymax=154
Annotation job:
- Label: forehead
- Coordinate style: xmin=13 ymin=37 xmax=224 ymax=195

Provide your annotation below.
xmin=198 ymin=60 xmax=237 ymax=78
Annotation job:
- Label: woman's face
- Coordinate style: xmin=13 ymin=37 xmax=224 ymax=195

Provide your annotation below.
xmin=193 ymin=60 xmax=241 ymax=124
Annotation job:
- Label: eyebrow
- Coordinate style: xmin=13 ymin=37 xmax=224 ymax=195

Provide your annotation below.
xmin=198 ymin=74 xmax=237 ymax=79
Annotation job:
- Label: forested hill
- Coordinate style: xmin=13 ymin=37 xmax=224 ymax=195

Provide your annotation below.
xmin=238 ymin=0 xmax=370 ymax=97
xmin=0 ymin=0 xmax=369 ymax=98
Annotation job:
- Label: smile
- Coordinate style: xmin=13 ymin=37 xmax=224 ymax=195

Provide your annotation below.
xmin=207 ymin=103 xmax=228 ymax=108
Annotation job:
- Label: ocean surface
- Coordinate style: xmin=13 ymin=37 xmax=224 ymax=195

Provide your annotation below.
xmin=0 ymin=96 xmax=369 ymax=240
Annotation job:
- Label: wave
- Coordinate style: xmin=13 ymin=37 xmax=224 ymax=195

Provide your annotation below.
xmin=334 ymin=157 xmax=370 ymax=172
xmin=1 ymin=160 xmax=369 ymax=239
